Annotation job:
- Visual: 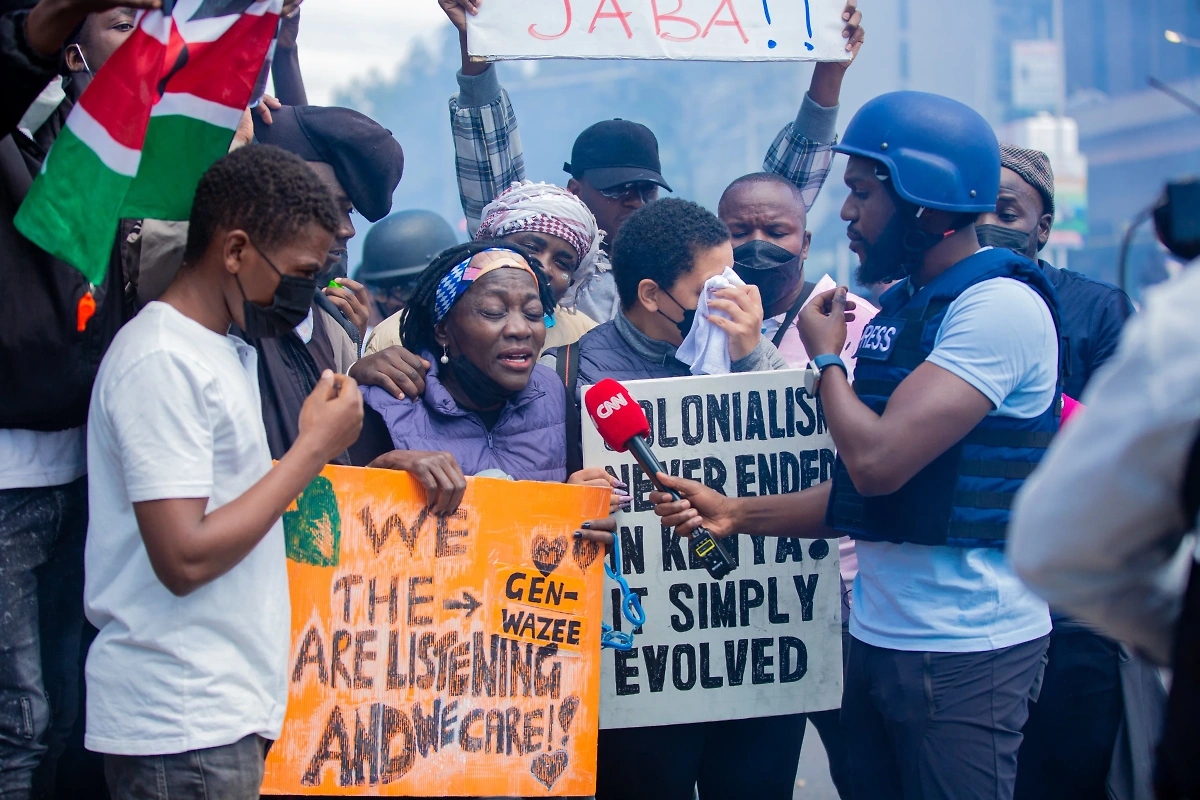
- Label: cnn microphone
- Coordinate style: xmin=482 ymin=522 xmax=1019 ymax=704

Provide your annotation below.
xmin=584 ymin=378 xmax=736 ymax=580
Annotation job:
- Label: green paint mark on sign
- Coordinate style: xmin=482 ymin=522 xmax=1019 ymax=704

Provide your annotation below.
xmin=284 ymin=475 xmax=341 ymax=566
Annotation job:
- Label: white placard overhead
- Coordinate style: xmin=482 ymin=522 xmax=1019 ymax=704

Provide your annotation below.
xmin=582 ymin=370 xmax=843 ymax=729
xmin=467 ymin=0 xmax=854 ymax=62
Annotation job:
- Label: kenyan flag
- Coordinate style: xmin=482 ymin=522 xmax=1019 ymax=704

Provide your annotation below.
xmin=15 ymin=0 xmax=282 ymax=284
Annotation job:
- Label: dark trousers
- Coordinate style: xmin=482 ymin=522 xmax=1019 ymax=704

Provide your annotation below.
xmin=103 ymin=734 xmax=269 ymax=800
xmin=0 ymin=479 xmax=87 ymax=800
xmin=1014 ymin=624 xmax=1123 ymax=800
xmin=807 ymin=626 xmax=854 ymax=799
xmin=595 ymin=713 xmax=807 ymax=800
xmin=842 ymin=635 xmax=1049 ymax=800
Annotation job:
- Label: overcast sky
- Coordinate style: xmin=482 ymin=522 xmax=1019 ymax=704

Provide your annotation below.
xmin=293 ymin=1 xmax=451 ymax=105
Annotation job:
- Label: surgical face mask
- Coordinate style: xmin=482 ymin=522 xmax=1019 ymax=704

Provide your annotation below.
xmin=976 ymin=224 xmax=1035 ymax=256
xmin=658 ymin=287 xmax=697 ymax=339
xmin=732 ymin=240 xmax=802 ymax=315
xmin=236 ymin=243 xmax=316 ymax=338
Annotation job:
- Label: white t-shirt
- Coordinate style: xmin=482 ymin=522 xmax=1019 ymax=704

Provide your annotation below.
xmin=84 ymin=302 xmax=289 ymax=756
xmin=850 ymin=277 xmax=1057 ymax=653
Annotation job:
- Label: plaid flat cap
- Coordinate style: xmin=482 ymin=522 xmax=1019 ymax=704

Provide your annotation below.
xmin=1000 ymin=143 xmax=1055 ymax=222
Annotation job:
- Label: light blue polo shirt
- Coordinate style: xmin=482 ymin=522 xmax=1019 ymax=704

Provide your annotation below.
xmin=849 ymin=276 xmax=1057 ymax=653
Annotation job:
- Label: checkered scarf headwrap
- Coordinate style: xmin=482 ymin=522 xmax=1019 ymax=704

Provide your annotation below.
xmin=1000 ymin=143 xmax=1056 ymax=222
xmin=475 ymin=181 xmax=604 ymax=311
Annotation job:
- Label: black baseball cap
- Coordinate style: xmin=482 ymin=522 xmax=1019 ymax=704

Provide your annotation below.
xmin=563 ymin=119 xmax=672 ymax=193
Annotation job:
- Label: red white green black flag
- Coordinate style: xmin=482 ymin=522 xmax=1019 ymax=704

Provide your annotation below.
xmin=15 ymin=0 xmax=282 ymax=283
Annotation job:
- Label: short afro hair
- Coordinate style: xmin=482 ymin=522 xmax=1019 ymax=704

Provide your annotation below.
xmin=611 ymin=198 xmax=730 ymax=309
xmin=184 ymin=144 xmax=339 ymax=264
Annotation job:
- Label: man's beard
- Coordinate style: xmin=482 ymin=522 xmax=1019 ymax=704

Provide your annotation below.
xmin=854 ymin=215 xmax=908 ymax=286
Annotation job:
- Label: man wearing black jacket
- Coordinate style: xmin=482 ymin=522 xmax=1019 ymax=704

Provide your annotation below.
xmin=0 ymin=1 xmax=156 ymax=796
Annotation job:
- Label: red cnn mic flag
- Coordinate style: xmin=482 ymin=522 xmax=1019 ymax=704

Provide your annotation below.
xmin=584 ymin=378 xmax=650 ymax=452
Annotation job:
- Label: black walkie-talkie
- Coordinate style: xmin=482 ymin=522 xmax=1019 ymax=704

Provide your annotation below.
xmin=624 ymin=434 xmax=736 ymax=580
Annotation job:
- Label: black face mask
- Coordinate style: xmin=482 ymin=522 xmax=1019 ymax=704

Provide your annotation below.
xmin=237 ymin=244 xmax=316 ymax=338
xmin=976 ymin=224 xmax=1035 ymax=256
xmin=445 ymin=353 xmax=521 ymax=409
xmin=733 ymin=240 xmax=803 ymax=316
xmin=658 ymin=287 xmax=697 ymax=339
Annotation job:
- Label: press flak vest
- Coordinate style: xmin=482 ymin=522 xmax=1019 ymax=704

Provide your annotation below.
xmin=826 ymin=248 xmax=1063 ymax=548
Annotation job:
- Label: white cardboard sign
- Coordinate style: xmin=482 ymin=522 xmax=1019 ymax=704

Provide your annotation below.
xmin=582 ymin=370 xmax=842 ymax=729
xmin=467 ymin=0 xmax=853 ymax=62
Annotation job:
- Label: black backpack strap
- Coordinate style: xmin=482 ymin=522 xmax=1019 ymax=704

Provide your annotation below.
xmin=772 ymin=280 xmax=818 ymax=349
xmin=556 ymin=343 xmax=583 ymax=475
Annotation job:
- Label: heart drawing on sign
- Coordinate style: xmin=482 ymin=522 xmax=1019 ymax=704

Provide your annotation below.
xmin=571 ymin=538 xmax=600 ymax=571
xmin=530 ymin=750 xmax=569 ymax=790
xmin=532 ymin=534 xmax=567 ymax=576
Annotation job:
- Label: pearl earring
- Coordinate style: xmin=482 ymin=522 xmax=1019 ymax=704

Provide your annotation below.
xmin=440 ymin=345 xmax=449 ymax=365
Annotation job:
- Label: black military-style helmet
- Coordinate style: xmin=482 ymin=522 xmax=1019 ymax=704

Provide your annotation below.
xmin=353 ymin=210 xmax=459 ymax=285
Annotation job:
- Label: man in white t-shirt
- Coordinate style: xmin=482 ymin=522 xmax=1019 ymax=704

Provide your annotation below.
xmin=85 ymin=144 xmax=362 ymax=799
xmin=650 ymin=93 xmax=1061 ymax=800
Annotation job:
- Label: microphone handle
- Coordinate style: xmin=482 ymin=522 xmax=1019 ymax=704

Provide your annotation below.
xmin=626 ymin=436 xmax=736 ymax=580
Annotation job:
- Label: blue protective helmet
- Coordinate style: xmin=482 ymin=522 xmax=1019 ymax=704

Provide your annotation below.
xmin=834 ymin=91 xmax=1000 ymax=214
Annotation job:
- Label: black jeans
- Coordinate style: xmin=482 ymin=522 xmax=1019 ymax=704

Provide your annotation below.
xmin=842 ymin=635 xmax=1049 ymax=800
xmin=103 ymin=734 xmax=269 ymax=800
xmin=0 ymin=479 xmax=87 ymax=800
xmin=1014 ymin=624 xmax=1123 ymax=800
xmin=595 ymin=713 xmax=807 ymax=800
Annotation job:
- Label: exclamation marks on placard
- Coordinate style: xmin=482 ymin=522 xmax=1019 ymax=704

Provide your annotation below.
xmin=762 ymin=0 xmax=776 ymax=49
xmin=765 ymin=0 xmax=815 ymax=51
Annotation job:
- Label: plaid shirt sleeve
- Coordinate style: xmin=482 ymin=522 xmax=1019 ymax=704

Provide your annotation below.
xmin=763 ymin=125 xmax=835 ymax=213
xmin=762 ymin=94 xmax=840 ymax=213
xmin=450 ymin=84 xmax=525 ymax=234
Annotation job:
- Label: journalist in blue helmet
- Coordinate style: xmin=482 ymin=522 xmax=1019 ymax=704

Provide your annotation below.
xmin=649 ymin=90 xmax=1062 ymax=800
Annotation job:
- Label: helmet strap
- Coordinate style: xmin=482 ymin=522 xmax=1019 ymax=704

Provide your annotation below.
xmin=881 ymin=180 xmax=960 ymax=280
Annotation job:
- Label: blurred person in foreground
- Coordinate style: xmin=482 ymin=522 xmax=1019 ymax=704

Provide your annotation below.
xmin=437 ymin=0 xmax=864 ymax=324
xmin=978 ymin=145 xmax=1154 ymax=800
xmin=1008 ymin=232 xmax=1200 ymax=800
xmin=650 ymin=91 xmax=1063 ymax=800
xmin=84 ymin=144 xmax=362 ymax=800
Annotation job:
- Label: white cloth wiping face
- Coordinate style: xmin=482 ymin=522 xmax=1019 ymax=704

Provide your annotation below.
xmin=675 ymin=266 xmax=747 ymax=376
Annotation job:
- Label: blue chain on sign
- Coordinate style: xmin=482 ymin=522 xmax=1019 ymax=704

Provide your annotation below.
xmin=600 ymin=532 xmax=646 ymax=651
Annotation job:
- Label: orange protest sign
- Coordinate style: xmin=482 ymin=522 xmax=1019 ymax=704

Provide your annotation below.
xmin=261 ymin=465 xmax=610 ymax=797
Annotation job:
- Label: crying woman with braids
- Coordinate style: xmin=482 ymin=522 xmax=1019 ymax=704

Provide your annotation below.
xmin=351 ymin=240 xmax=622 ymax=540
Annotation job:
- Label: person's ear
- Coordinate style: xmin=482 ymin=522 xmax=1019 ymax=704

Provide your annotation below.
xmin=566 ymin=177 xmax=582 ymax=197
xmin=223 ymin=230 xmax=251 ymax=275
xmin=1037 ymin=214 xmax=1053 ymax=249
xmin=64 ymin=44 xmax=87 ymax=74
xmin=801 ymin=230 xmax=812 ymax=262
xmin=433 ymin=320 xmax=450 ymax=349
xmin=636 ymin=279 xmax=662 ymax=313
